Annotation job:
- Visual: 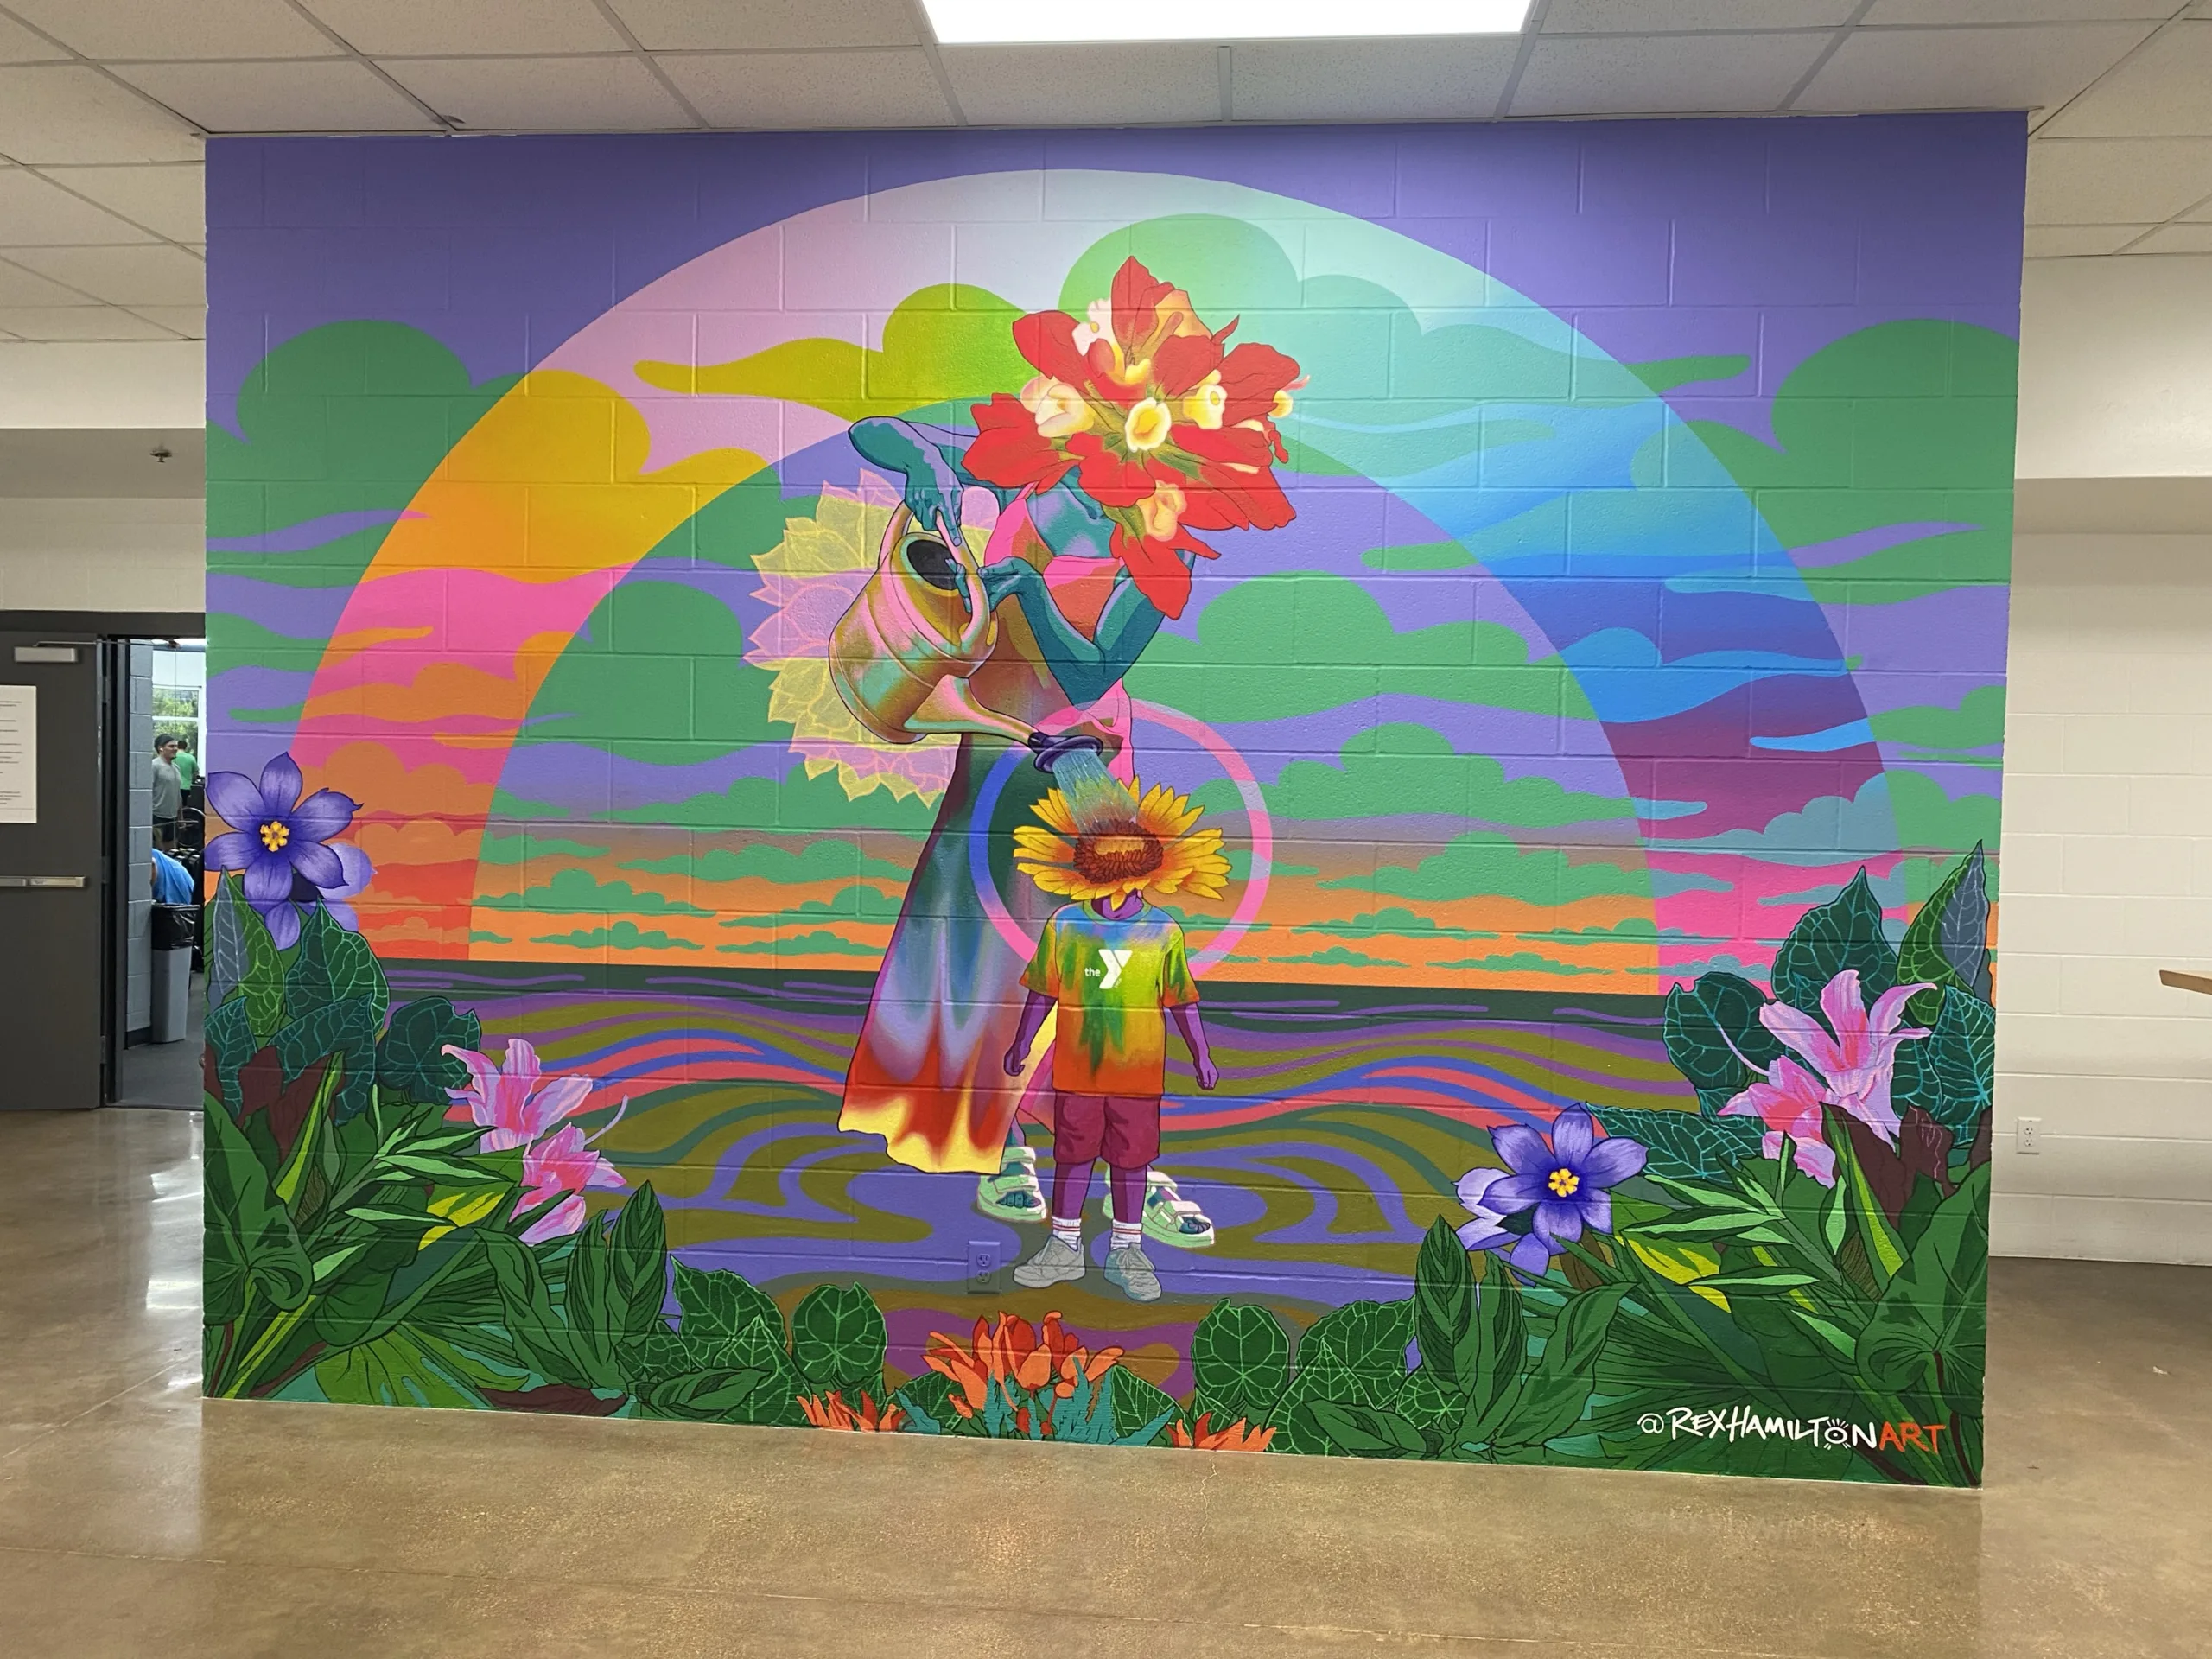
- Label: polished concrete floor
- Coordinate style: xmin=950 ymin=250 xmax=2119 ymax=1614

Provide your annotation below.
xmin=1 ymin=1109 xmax=2205 ymax=1658
xmin=111 ymin=976 xmax=204 ymax=1110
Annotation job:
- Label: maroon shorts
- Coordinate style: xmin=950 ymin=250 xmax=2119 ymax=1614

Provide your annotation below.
xmin=1052 ymin=1091 xmax=1161 ymax=1170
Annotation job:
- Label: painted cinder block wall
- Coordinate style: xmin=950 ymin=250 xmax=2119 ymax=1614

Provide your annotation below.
xmin=199 ymin=118 xmax=2017 ymax=1483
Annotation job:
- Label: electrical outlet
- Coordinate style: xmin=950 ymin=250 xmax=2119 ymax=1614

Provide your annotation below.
xmin=2017 ymin=1117 xmax=2043 ymax=1154
xmin=968 ymin=1240 xmax=1000 ymax=1293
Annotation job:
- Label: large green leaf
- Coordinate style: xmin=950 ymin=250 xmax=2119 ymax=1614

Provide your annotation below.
xmin=601 ymin=1184 xmax=671 ymax=1338
xmin=789 ymin=1282 xmax=887 ymax=1392
xmin=1497 ymin=1284 xmax=1630 ymax=1452
xmin=1295 ymin=1399 xmax=1428 ymax=1459
xmin=1827 ymin=1108 xmax=1908 ymax=1291
xmin=1895 ymin=988 xmax=1995 ymax=1142
xmin=1455 ymin=1263 xmax=1529 ymax=1449
xmin=204 ymin=996 xmax=261 ymax=1118
xmin=203 ymin=1097 xmax=313 ymax=1325
xmin=207 ymin=875 xmax=287 ymax=1043
xmin=1662 ymin=972 xmax=1783 ymax=1110
xmin=1414 ymin=1217 xmax=1480 ymax=1397
xmin=482 ymin=1233 xmax=594 ymax=1387
xmin=1588 ymin=1105 xmax=1767 ymax=1181
xmin=284 ymin=906 xmax=389 ymax=1026
xmin=626 ymin=1319 xmax=800 ymax=1424
xmin=1298 ymin=1299 xmax=1412 ymax=1401
xmin=1772 ymin=869 xmax=1897 ymax=1015
xmin=671 ymin=1259 xmax=783 ymax=1343
xmin=312 ymin=1324 xmax=512 ymax=1410
xmin=275 ymin=995 xmax=379 ymax=1123
xmin=1189 ymin=1300 xmax=1291 ymax=1427
xmin=1897 ymin=844 xmax=1992 ymax=1019
xmin=1107 ymin=1364 xmax=1180 ymax=1446
xmin=1856 ymin=1163 xmax=1989 ymax=1395
xmin=378 ymin=996 xmax=481 ymax=1104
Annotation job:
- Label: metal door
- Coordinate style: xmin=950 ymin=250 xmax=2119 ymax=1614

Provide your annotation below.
xmin=0 ymin=631 xmax=104 ymax=1109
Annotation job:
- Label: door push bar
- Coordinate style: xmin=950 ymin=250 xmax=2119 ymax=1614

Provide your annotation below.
xmin=0 ymin=875 xmax=88 ymax=888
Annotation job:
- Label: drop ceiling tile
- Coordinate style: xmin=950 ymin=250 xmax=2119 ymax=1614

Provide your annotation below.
xmin=1510 ymin=32 xmax=1827 ymax=115
xmin=0 ymin=257 xmax=101 ymax=304
xmin=2041 ymin=22 xmax=2212 ymax=137
xmin=387 ymin=54 xmax=695 ymax=130
xmin=944 ymin=44 xmax=1220 ymax=124
xmin=1860 ymin=0 xmax=2170 ymax=20
xmin=4 ymin=243 xmax=206 ymax=305
xmin=1543 ymin=0 xmax=1854 ymax=30
xmin=3 ymin=0 xmax=341 ymax=60
xmin=0 ymin=67 xmax=201 ymax=162
xmin=2130 ymin=221 xmax=2212 ymax=250
xmin=0 ymin=168 xmax=160 ymax=245
xmin=300 ymin=0 xmax=628 ymax=55
xmin=0 ymin=304 xmax=181 ymax=340
xmin=1230 ymin=38 xmax=1518 ymax=121
xmin=0 ymin=11 xmax=68 ymax=62
xmin=118 ymin=60 xmax=440 ymax=132
xmin=608 ymin=0 xmax=918 ymax=50
xmin=123 ymin=304 xmax=207 ymax=336
xmin=1796 ymin=22 xmax=2156 ymax=111
xmin=2025 ymin=137 xmax=2212 ymax=221
xmin=31 ymin=163 xmax=204 ymax=240
xmin=2022 ymin=223 xmax=2153 ymax=255
xmin=659 ymin=48 xmax=954 ymax=128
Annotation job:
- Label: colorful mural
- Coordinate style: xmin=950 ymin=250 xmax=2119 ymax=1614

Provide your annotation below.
xmin=203 ymin=118 xmax=2019 ymax=1484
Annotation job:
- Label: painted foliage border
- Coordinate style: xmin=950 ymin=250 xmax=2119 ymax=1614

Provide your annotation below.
xmin=202 ymin=748 xmax=1993 ymax=1484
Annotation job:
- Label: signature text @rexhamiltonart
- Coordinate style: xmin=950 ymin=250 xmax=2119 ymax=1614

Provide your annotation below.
xmin=1636 ymin=1407 xmax=1954 ymax=1453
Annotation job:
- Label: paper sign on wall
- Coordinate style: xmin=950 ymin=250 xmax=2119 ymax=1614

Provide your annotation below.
xmin=0 ymin=684 xmax=35 ymax=823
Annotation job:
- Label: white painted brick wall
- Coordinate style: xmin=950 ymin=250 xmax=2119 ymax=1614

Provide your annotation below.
xmin=1997 ymin=531 xmax=2212 ymax=1264
xmin=0 ymin=498 xmax=202 ymax=613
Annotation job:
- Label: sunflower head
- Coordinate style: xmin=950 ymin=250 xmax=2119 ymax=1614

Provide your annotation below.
xmin=1013 ymin=779 xmax=1230 ymax=905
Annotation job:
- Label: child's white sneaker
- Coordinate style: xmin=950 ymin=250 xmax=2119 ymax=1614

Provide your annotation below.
xmin=1013 ymin=1235 xmax=1087 ymax=1288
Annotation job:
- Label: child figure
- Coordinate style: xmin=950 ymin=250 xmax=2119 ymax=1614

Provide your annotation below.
xmin=1003 ymin=888 xmax=1218 ymax=1302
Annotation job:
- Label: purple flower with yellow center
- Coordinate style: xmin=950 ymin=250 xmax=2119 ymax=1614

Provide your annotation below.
xmin=205 ymin=753 xmax=359 ymax=950
xmin=1455 ymin=1109 xmax=1647 ymax=1274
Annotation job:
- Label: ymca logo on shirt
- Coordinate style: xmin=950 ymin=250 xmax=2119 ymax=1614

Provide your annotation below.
xmin=1085 ymin=948 xmax=1134 ymax=988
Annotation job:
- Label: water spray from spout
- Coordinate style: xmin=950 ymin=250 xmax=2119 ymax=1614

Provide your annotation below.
xmin=1027 ymin=732 xmax=1136 ymax=834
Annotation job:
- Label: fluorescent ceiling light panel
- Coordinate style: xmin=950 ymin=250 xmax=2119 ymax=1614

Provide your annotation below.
xmin=921 ymin=0 xmax=1532 ymax=45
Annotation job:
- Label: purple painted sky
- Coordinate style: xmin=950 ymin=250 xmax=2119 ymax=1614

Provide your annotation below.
xmin=206 ymin=114 xmax=2026 ymax=438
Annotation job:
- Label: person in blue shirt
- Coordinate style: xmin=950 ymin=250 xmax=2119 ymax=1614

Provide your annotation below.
xmin=150 ymin=847 xmax=194 ymax=905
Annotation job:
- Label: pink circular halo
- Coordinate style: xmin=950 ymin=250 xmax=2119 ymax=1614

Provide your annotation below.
xmin=969 ymin=698 xmax=1272 ymax=973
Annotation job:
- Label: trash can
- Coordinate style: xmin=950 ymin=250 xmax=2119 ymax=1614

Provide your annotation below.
xmin=151 ymin=903 xmax=199 ymax=1043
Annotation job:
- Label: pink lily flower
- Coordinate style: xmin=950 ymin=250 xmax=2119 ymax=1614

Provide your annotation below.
xmin=442 ymin=1039 xmax=629 ymax=1243
xmin=517 ymin=1124 xmax=627 ymax=1244
xmin=1720 ymin=1055 xmax=1838 ymax=1185
xmin=1758 ymin=969 xmax=1931 ymax=1147
xmin=442 ymin=1038 xmax=593 ymax=1152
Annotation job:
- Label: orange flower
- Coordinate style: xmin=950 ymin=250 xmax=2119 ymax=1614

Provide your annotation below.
xmin=1168 ymin=1413 xmax=1275 ymax=1452
xmin=799 ymin=1390 xmax=908 ymax=1433
xmin=921 ymin=1312 xmax=1125 ymax=1428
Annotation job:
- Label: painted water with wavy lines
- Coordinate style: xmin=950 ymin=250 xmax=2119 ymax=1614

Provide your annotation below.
xmin=391 ymin=962 xmax=1689 ymax=1390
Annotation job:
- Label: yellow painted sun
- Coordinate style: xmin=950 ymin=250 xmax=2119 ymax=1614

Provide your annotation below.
xmin=1014 ymin=779 xmax=1230 ymax=905
xmin=746 ymin=478 xmax=992 ymax=804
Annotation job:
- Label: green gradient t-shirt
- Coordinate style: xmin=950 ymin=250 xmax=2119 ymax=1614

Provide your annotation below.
xmin=1021 ymin=902 xmax=1198 ymax=1096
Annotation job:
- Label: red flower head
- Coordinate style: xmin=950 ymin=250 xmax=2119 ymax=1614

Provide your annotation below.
xmin=963 ymin=256 xmax=1305 ymax=619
